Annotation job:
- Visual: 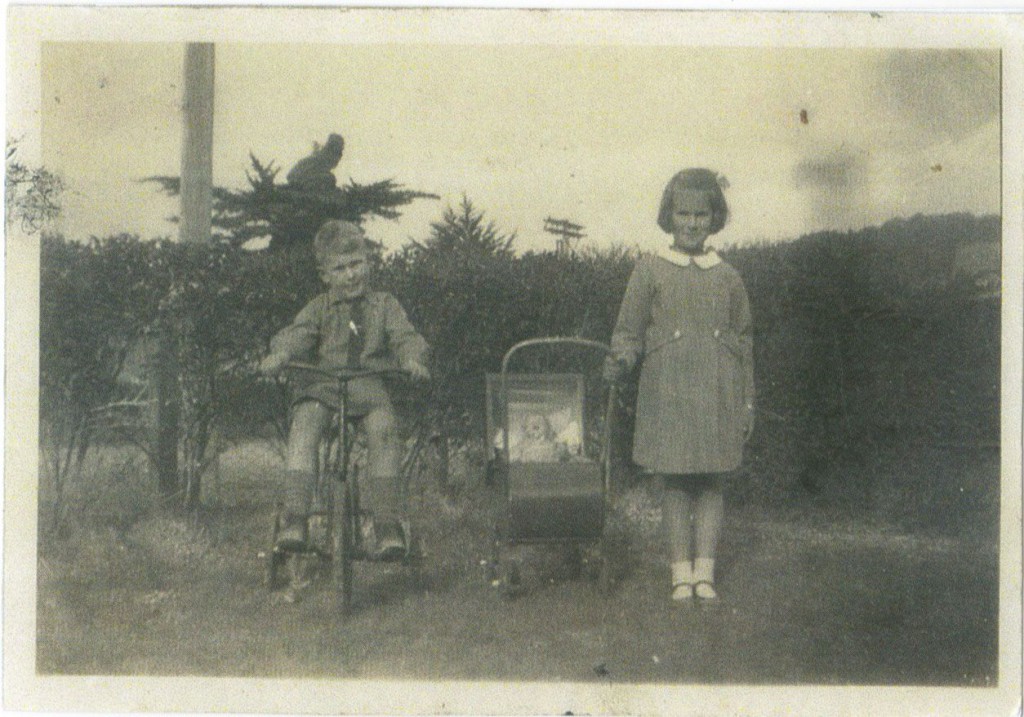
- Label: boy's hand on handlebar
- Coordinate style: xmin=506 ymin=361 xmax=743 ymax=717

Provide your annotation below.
xmin=259 ymin=352 xmax=289 ymax=376
xmin=402 ymin=359 xmax=431 ymax=381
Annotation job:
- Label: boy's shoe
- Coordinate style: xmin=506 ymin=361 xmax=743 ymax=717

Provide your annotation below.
xmin=374 ymin=519 xmax=408 ymax=560
xmin=275 ymin=514 xmax=308 ymax=551
xmin=359 ymin=512 xmax=377 ymax=550
xmin=306 ymin=514 xmax=328 ymax=551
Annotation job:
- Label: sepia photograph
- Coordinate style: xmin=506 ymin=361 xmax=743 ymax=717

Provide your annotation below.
xmin=5 ymin=6 xmax=1022 ymax=715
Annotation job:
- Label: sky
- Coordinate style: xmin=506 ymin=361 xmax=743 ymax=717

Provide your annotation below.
xmin=39 ymin=42 xmax=1000 ymax=253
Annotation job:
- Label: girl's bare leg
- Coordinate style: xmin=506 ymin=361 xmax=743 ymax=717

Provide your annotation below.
xmin=663 ymin=476 xmax=694 ymax=599
xmin=693 ymin=478 xmax=724 ymax=560
xmin=693 ymin=474 xmax=724 ymax=598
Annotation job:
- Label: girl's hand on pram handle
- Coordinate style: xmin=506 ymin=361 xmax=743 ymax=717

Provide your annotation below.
xmin=602 ymin=355 xmax=629 ymax=384
xmin=401 ymin=359 xmax=431 ymax=382
xmin=743 ymin=402 xmax=755 ymax=442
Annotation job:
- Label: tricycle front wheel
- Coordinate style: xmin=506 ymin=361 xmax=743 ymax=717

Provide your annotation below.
xmin=333 ymin=482 xmax=355 ymax=615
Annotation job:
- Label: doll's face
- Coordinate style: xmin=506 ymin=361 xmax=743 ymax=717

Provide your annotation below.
xmin=670 ymin=189 xmax=714 ymax=253
xmin=523 ymin=415 xmax=550 ymax=442
xmin=320 ymin=251 xmax=369 ymax=300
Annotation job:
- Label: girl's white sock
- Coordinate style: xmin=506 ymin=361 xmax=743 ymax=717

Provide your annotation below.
xmin=671 ymin=561 xmax=693 ymax=586
xmin=693 ymin=558 xmax=715 ymax=583
xmin=670 ymin=561 xmax=694 ymax=601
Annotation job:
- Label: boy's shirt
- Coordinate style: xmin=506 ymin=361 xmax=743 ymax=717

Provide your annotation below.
xmin=270 ymin=287 xmax=427 ymax=370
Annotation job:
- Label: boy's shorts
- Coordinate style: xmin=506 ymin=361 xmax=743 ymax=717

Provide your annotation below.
xmin=291 ymin=376 xmax=393 ymax=418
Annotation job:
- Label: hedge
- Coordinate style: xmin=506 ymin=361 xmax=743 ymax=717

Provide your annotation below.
xmin=39 ymin=213 xmax=1000 ymax=511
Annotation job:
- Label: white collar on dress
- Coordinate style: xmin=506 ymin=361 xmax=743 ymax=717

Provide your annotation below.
xmin=655 ymin=245 xmax=722 ymax=269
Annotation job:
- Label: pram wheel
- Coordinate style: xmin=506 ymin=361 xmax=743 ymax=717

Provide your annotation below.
xmin=597 ymin=553 xmax=613 ymax=595
xmin=560 ymin=544 xmax=584 ymax=580
xmin=485 ymin=530 xmax=522 ymax=598
xmin=577 ymin=541 xmax=612 ymax=594
xmin=497 ymin=560 xmax=522 ymax=600
xmin=405 ymin=533 xmax=426 ymax=592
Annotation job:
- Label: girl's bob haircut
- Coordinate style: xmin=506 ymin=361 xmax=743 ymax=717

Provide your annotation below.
xmin=313 ymin=220 xmax=369 ymax=267
xmin=657 ymin=168 xmax=729 ymax=235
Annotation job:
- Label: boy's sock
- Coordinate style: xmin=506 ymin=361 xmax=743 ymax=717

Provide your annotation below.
xmin=277 ymin=470 xmax=315 ymax=548
xmin=373 ymin=474 xmax=408 ymax=554
xmin=671 ymin=561 xmax=693 ymax=601
xmin=283 ymin=470 xmax=315 ymax=516
xmin=694 ymin=558 xmax=718 ymax=599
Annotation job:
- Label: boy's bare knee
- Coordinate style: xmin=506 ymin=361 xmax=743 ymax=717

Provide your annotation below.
xmin=288 ymin=402 xmax=331 ymax=456
xmin=365 ymin=409 xmax=398 ymax=442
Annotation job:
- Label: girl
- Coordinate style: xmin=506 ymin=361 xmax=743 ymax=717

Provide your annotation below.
xmin=605 ymin=168 xmax=754 ymax=603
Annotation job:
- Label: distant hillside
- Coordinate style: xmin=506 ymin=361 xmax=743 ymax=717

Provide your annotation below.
xmin=726 ymin=212 xmax=1000 ymax=310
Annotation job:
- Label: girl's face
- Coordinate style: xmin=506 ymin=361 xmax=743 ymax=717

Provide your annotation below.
xmin=670 ymin=189 xmax=714 ymax=253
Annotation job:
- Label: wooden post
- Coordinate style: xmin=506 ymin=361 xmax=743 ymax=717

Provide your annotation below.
xmin=180 ymin=43 xmax=215 ymax=244
xmin=151 ymin=326 xmax=180 ymax=503
xmin=152 ymin=43 xmax=214 ymax=507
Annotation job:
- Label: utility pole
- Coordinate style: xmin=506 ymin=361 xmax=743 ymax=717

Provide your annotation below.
xmin=179 ymin=42 xmax=215 ymax=244
xmin=543 ymin=216 xmax=586 ymax=255
xmin=154 ymin=43 xmax=215 ymax=507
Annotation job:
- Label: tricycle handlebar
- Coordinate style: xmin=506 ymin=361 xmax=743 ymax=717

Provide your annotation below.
xmin=283 ymin=361 xmax=408 ymax=383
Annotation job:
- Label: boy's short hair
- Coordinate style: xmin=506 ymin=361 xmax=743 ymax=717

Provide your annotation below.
xmin=313 ymin=220 xmax=369 ymax=266
xmin=656 ymin=168 xmax=729 ymax=235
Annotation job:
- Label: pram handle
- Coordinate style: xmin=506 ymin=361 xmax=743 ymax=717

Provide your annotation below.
xmin=499 ymin=337 xmax=612 ymax=376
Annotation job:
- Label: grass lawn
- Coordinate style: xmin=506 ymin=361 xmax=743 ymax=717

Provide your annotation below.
xmin=36 ymin=440 xmax=1000 ymax=685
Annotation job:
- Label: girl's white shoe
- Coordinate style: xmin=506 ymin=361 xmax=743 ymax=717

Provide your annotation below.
xmin=670 ymin=561 xmax=695 ymax=603
xmin=694 ymin=580 xmax=718 ymax=601
xmin=672 ymin=582 xmax=694 ymax=602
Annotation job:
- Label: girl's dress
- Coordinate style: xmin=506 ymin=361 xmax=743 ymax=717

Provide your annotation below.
xmin=611 ymin=247 xmax=754 ymax=475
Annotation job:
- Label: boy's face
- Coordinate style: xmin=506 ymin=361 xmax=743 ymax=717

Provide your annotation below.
xmin=320 ymin=251 xmax=369 ymax=300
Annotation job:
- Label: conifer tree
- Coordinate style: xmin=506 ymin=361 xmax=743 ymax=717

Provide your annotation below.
xmin=145 ymin=151 xmax=436 ymax=250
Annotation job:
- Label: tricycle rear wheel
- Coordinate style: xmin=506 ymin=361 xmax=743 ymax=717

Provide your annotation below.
xmin=265 ymin=509 xmax=287 ymax=590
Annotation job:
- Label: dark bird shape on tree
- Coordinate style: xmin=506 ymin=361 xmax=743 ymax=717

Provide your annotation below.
xmin=286 ymin=133 xmax=345 ymax=192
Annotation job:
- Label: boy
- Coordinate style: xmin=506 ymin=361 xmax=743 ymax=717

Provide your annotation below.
xmin=260 ymin=220 xmax=430 ymax=557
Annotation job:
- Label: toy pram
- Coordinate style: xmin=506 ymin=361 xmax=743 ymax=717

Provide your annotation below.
xmin=485 ymin=337 xmax=616 ymax=594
